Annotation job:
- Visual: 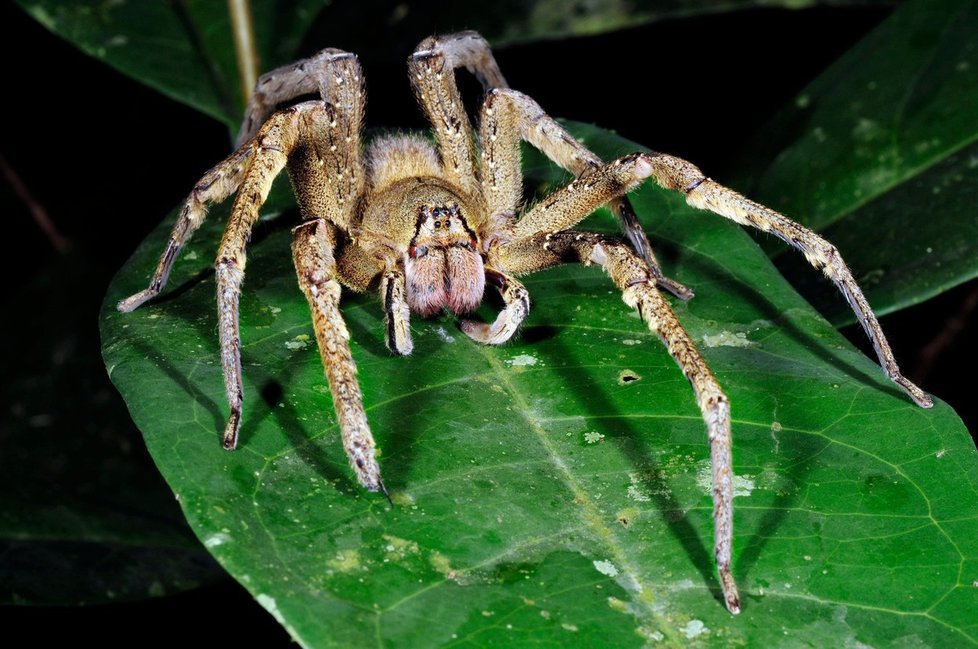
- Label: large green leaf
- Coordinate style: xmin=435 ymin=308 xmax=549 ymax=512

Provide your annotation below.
xmin=737 ymin=0 xmax=978 ymax=323
xmin=102 ymin=123 xmax=977 ymax=646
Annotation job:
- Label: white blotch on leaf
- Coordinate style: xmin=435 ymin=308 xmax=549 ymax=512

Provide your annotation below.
xmin=507 ymin=354 xmax=538 ymax=367
xmin=626 ymin=472 xmax=651 ymax=502
xmin=681 ymin=620 xmax=709 ymax=639
xmin=593 ymin=559 xmax=618 ymax=577
xmin=204 ymin=532 xmax=231 ymax=548
xmin=434 ymin=326 xmax=455 ymax=343
xmin=584 ymin=431 xmax=604 ymax=444
xmin=702 ymin=330 xmax=754 ymax=348
xmin=285 ymin=334 xmax=310 ymax=350
xmin=697 ymin=461 xmax=755 ymax=497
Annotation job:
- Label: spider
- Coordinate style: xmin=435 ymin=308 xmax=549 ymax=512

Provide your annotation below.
xmin=117 ymin=31 xmax=932 ymax=614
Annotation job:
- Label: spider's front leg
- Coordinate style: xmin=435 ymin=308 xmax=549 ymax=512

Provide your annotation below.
xmin=410 ymin=32 xmax=691 ymax=299
xmin=638 ymin=153 xmax=933 ymax=408
xmin=496 ymin=231 xmax=740 ymax=614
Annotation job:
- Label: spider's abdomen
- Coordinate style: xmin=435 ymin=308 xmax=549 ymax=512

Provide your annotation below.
xmin=405 ymin=204 xmax=485 ymax=317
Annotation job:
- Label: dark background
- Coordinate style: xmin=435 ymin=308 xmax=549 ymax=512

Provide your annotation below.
xmin=2 ymin=2 xmax=974 ymax=644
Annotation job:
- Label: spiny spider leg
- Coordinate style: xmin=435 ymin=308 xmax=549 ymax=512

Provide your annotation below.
xmin=215 ymin=110 xmax=297 ymax=449
xmin=497 ymin=231 xmax=740 ymax=613
xmin=116 ymin=144 xmax=254 ymax=313
xmin=638 ymin=153 xmax=933 ymax=408
xmin=409 ymin=34 xmax=487 ymax=195
xmin=477 ymin=86 xmax=692 ymax=298
xmin=238 ymin=48 xmax=365 ymax=150
xmin=292 ymin=218 xmax=385 ymax=495
xmin=409 ymin=33 xmax=689 ymax=299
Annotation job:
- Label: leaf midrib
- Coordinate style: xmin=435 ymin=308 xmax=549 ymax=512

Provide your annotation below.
xmin=474 ymin=340 xmax=694 ymax=646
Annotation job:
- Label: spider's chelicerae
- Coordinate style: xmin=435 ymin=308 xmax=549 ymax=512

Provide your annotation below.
xmin=118 ymin=31 xmax=933 ymax=614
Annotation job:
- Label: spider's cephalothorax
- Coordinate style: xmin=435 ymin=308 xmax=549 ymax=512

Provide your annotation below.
xmin=118 ymin=32 xmax=933 ymax=615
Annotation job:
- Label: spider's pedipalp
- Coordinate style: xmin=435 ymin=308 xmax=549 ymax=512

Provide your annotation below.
xmin=641 ymin=152 xmax=933 ymax=408
xmin=117 ymin=144 xmax=255 ymax=313
xmin=496 ymin=231 xmax=741 ymax=614
xmin=380 ymin=268 xmax=413 ymax=355
xmin=459 ymin=269 xmax=529 ymax=345
xmin=292 ymin=218 xmax=384 ymax=492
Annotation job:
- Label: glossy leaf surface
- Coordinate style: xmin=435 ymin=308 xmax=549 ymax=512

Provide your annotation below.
xmin=102 ymin=124 xmax=978 ymax=646
xmin=738 ymin=0 xmax=978 ymax=322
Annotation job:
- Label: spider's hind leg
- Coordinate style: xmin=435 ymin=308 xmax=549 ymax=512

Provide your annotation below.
xmin=116 ymin=144 xmax=255 ymax=313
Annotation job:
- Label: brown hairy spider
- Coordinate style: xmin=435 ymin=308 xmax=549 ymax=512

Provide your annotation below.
xmin=118 ymin=32 xmax=932 ymax=614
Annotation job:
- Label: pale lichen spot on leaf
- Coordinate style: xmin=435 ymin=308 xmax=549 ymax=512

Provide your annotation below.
xmin=390 ymin=491 xmax=415 ymax=506
xmin=702 ymin=330 xmax=754 ymax=348
xmin=327 ymin=549 xmax=362 ymax=573
xmin=681 ymin=619 xmax=709 ymax=639
xmin=285 ymin=334 xmax=310 ymax=351
xmin=433 ymin=326 xmax=455 ymax=343
xmin=593 ymin=559 xmax=618 ymax=577
xmin=383 ymin=534 xmax=420 ymax=561
xmin=584 ymin=431 xmax=604 ymax=444
xmin=507 ymin=354 xmax=538 ymax=367
xmin=697 ymin=460 xmax=755 ymax=497
xmin=626 ymin=472 xmax=651 ymax=502
xmin=204 ymin=532 xmax=232 ymax=548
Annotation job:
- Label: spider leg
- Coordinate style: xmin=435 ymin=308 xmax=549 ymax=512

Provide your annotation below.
xmin=408 ymin=33 xmax=494 ymax=195
xmin=638 ymin=152 xmax=933 ymax=408
xmin=292 ymin=218 xmax=386 ymax=494
xmin=215 ymin=109 xmax=302 ymax=449
xmin=477 ymin=87 xmax=692 ymax=299
xmin=459 ymin=269 xmax=529 ymax=344
xmin=116 ymin=144 xmax=255 ymax=312
xmin=237 ymin=47 xmax=365 ymax=149
xmin=496 ymin=231 xmax=740 ymax=614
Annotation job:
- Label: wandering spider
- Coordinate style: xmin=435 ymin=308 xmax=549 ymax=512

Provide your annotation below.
xmin=117 ymin=31 xmax=932 ymax=614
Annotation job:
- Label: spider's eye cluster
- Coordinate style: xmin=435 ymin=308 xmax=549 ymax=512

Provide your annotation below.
xmin=422 ymin=203 xmax=461 ymax=230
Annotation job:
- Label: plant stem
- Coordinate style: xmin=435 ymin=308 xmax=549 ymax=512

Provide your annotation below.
xmin=228 ymin=0 xmax=259 ymax=105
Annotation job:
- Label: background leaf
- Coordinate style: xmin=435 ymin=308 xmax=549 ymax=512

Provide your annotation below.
xmin=736 ymin=0 xmax=978 ymax=323
xmin=17 ymin=0 xmax=893 ymax=128
xmin=19 ymin=0 xmax=325 ymax=126
xmin=0 ymin=255 xmax=225 ymax=605
xmin=102 ymin=123 xmax=977 ymax=647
